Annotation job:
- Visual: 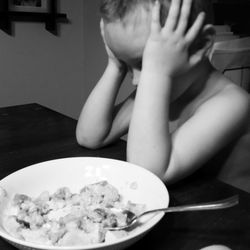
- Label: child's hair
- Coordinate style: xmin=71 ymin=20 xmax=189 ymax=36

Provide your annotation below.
xmin=100 ymin=0 xmax=214 ymax=27
xmin=100 ymin=0 xmax=214 ymax=54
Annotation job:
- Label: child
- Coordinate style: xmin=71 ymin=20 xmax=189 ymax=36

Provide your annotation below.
xmin=76 ymin=0 xmax=249 ymax=186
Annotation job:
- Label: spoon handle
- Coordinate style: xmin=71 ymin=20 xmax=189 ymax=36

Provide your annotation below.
xmin=140 ymin=195 xmax=239 ymax=217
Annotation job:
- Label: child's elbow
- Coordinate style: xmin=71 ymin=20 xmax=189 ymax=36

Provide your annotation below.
xmin=75 ymin=129 xmax=103 ymax=150
xmin=127 ymin=153 xmax=167 ymax=181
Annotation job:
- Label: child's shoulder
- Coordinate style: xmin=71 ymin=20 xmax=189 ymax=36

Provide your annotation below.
xmin=187 ymin=70 xmax=248 ymax=114
xmin=195 ymin=70 xmax=249 ymax=125
xmin=206 ymin=71 xmax=249 ymax=108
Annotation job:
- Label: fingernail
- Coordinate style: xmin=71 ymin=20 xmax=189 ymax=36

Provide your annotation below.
xmin=200 ymin=12 xmax=206 ymax=17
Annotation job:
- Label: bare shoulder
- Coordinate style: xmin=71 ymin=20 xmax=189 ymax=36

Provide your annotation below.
xmin=209 ymin=73 xmax=249 ymax=114
xmin=197 ymin=69 xmax=248 ymax=107
xmin=197 ymin=71 xmax=249 ymax=130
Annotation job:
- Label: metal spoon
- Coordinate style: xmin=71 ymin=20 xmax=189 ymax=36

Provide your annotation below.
xmin=106 ymin=195 xmax=239 ymax=231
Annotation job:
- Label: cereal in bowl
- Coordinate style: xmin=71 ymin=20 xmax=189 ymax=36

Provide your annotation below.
xmin=3 ymin=181 xmax=145 ymax=246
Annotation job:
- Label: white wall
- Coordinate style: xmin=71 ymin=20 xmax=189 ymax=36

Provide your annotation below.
xmin=0 ymin=0 xmax=84 ymax=118
xmin=0 ymin=0 xmax=134 ymax=119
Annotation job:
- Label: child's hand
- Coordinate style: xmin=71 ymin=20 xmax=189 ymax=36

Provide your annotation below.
xmin=100 ymin=19 xmax=126 ymax=71
xmin=142 ymin=0 xmax=206 ymax=78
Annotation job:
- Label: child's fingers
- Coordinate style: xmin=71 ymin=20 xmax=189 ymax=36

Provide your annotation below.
xmin=150 ymin=0 xmax=161 ymax=34
xmin=189 ymin=46 xmax=208 ymax=67
xmin=185 ymin=12 xmax=205 ymax=45
xmin=175 ymin=0 xmax=192 ymax=35
xmin=100 ymin=19 xmax=105 ymax=37
xmin=163 ymin=0 xmax=181 ymax=32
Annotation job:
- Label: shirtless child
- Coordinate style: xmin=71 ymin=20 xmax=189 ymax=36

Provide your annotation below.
xmin=76 ymin=0 xmax=249 ymax=186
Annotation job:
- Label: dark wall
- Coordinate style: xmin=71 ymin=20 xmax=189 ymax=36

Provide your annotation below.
xmin=212 ymin=0 xmax=250 ymax=36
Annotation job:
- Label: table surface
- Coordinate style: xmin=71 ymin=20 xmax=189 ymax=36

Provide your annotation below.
xmin=0 ymin=103 xmax=249 ymax=250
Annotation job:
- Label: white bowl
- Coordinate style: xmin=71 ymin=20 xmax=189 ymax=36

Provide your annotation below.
xmin=0 ymin=157 xmax=169 ymax=250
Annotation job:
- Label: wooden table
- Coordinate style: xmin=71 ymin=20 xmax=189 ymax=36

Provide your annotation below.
xmin=0 ymin=103 xmax=249 ymax=250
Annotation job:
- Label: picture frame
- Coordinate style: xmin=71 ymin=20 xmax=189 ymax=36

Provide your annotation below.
xmin=8 ymin=0 xmax=48 ymax=13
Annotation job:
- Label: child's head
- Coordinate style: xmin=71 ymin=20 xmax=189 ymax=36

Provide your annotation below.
xmin=100 ymin=0 xmax=213 ymax=26
xmin=100 ymin=0 xmax=215 ymax=85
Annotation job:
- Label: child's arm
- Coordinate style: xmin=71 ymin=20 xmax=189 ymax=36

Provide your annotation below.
xmin=127 ymin=0 xmax=249 ymax=183
xmin=76 ymin=20 xmax=134 ymax=149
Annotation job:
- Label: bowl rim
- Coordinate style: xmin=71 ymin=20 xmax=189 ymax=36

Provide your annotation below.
xmin=0 ymin=156 xmax=169 ymax=250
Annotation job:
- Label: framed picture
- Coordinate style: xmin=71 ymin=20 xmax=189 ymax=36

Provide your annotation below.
xmin=8 ymin=0 xmax=48 ymax=13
